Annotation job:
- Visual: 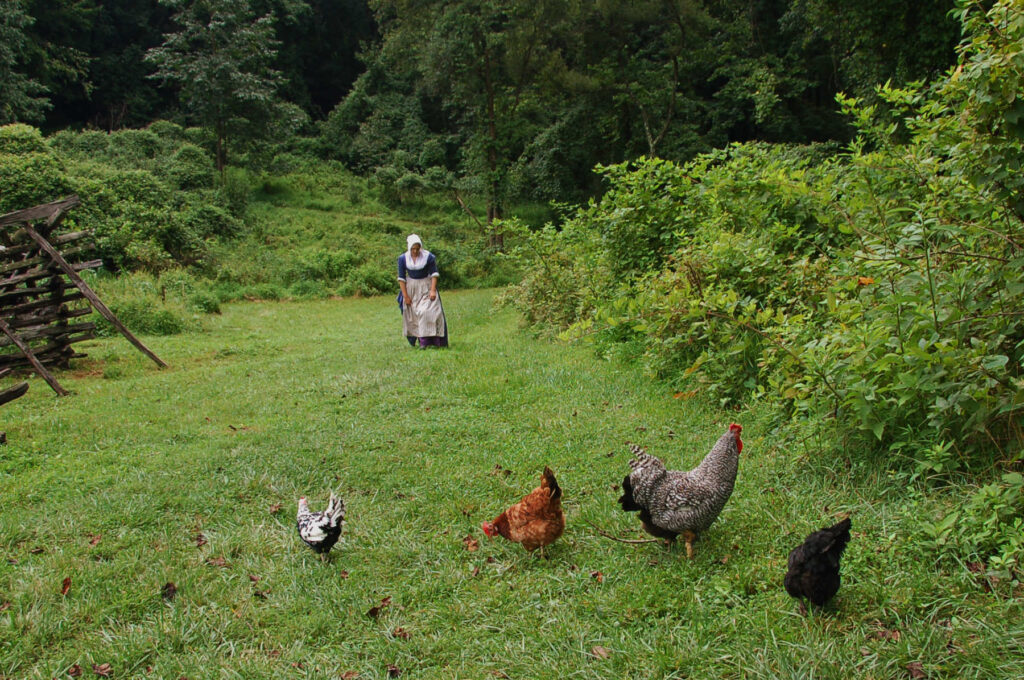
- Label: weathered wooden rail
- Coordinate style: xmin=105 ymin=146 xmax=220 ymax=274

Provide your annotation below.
xmin=0 ymin=195 xmax=167 ymax=398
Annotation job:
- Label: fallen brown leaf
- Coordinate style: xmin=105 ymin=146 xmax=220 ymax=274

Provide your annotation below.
xmin=340 ymin=673 xmax=360 ymax=679
xmin=249 ymin=574 xmax=260 ymax=583
xmin=161 ymin=582 xmax=177 ymax=601
xmin=253 ymin=589 xmax=269 ymax=599
xmin=266 ymin=650 xmax=281 ymax=658
xmin=268 ymin=503 xmax=282 ymax=514
xmin=719 ymin=555 xmax=730 ymax=565
xmin=393 ymin=627 xmax=411 ymax=639
xmin=906 ymin=661 xmax=926 ymax=678
xmin=489 ymin=672 xmax=510 ymax=679
xmin=870 ymin=621 xmax=901 ymax=642
xmin=0 ymin=601 xmax=10 ymax=613
xmin=92 ymin=662 xmax=112 ymax=677
xmin=367 ymin=596 xmax=392 ymax=619
xmin=463 ymin=535 xmax=480 ymax=552
xmin=590 ymin=570 xmax=604 ymax=583
xmin=88 ymin=534 xmax=102 ymax=547
xmin=387 ymin=665 xmax=401 ymax=678
xmin=194 ymin=533 xmax=208 ymax=548
xmin=471 ymin=566 xmax=480 ymax=577
xmin=67 ymin=664 xmax=83 ymax=677
xmin=339 ymin=570 xmax=350 ymax=580
xmin=61 ymin=577 xmax=72 ymax=596
xmin=591 ymin=646 xmax=611 ymax=660
xmin=206 ymin=556 xmax=229 ymax=567
xmin=30 ymin=546 xmax=45 ymax=554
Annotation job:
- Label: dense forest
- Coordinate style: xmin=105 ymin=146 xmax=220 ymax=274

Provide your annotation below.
xmin=2 ymin=0 xmax=1023 ymax=577
xmin=3 ymin=0 xmax=960 ymax=209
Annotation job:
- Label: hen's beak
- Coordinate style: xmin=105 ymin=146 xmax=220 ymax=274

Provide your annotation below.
xmin=481 ymin=521 xmax=494 ymax=538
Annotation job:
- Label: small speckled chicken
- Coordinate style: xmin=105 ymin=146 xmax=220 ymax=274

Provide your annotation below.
xmin=784 ymin=517 xmax=851 ymax=611
xmin=296 ymin=493 xmax=346 ymax=561
xmin=618 ymin=423 xmax=743 ymax=558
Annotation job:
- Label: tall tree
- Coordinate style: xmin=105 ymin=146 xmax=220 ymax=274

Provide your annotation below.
xmin=0 ymin=0 xmax=51 ymax=124
xmin=370 ymin=0 xmax=575 ymax=238
xmin=146 ymin=0 xmax=302 ymax=172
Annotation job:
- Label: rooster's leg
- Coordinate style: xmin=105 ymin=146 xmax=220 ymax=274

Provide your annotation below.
xmin=681 ymin=530 xmax=696 ymax=559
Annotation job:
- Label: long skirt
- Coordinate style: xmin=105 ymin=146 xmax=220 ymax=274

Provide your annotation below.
xmin=402 ymin=276 xmax=448 ymax=347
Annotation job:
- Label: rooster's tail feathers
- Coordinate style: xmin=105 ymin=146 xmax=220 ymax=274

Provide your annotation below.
xmin=541 ymin=466 xmax=562 ymax=502
xmin=627 ymin=443 xmax=664 ymax=471
xmin=326 ymin=493 xmax=346 ymax=527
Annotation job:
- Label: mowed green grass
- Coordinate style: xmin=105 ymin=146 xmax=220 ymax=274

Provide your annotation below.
xmin=1 ymin=290 xmax=1021 ymax=679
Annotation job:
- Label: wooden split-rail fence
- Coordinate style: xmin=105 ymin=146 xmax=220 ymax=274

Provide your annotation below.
xmin=0 ymin=195 xmax=167 ymax=406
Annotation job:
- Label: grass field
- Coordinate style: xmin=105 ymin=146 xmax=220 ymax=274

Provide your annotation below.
xmin=1 ymin=290 xmax=1021 ymax=679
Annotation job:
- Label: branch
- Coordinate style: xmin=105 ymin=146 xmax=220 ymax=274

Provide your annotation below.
xmin=584 ymin=519 xmax=660 ymax=545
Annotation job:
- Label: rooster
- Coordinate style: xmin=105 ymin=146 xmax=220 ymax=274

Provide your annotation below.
xmin=618 ymin=423 xmax=743 ymax=558
xmin=296 ymin=493 xmax=346 ymax=561
xmin=481 ymin=467 xmax=565 ymax=554
xmin=784 ymin=516 xmax=852 ymax=611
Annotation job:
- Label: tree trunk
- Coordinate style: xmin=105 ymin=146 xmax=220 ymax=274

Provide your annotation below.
xmin=482 ymin=45 xmax=504 ymax=251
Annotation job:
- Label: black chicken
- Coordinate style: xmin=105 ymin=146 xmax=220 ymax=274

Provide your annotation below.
xmin=784 ymin=516 xmax=852 ymax=610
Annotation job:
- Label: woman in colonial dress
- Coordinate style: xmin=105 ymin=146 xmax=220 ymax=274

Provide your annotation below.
xmin=397 ymin=234 xmax=448 ymax=348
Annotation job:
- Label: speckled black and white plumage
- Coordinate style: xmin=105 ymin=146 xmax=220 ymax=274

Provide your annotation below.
xmin=619 ymin=424 xmax=742 ymax=547
xmin=296 ymin=493 xmax=346 ymax=560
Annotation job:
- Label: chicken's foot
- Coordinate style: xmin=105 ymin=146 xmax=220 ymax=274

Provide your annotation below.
xmin=682 ymin=530 xmax=697 ymax=559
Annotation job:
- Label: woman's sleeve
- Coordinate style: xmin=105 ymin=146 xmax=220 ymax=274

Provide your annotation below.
xmin=397 ymin=255 xmax=407 ymax=281
xmin=427 ymin=253 xmax=439 ymax=278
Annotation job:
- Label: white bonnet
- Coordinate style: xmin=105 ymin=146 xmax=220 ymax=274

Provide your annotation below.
xmin=407 ymin=234 xmax=423 ymax=249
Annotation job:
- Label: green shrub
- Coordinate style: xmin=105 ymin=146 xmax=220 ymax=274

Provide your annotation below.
xmin=0 ymin=123 xmax=49 ymax=155
xmin=97 ymin=300 xmax=187 ymax=336
xmin=210 ymin=281 xmax=245 ymax=303
xmin=47 ymin=129 xmax=111 ymax=159
xmin=346 ymin=262 xmax=393 ymax=295
xmin=109 ymin=129 xmax=162 ymax=162
xmin=247 ymin=283 xmax=283 ymax=300
xmin=285 ymin=247 xmax=359 ymax=283
xmin=220 ymin=167 xmax=252 ymax=217
xmin=147 ymin=120 xmax=186 ymax=141
xmin=187 ymin=291 xmax=221 ymax=314
xmin=0 ymin=126 xmax=71 ymax=213
xmin=288 ymin=279 xmax=330 ymax=299
xmin=166 ymin=143 xmax=215 ymax=190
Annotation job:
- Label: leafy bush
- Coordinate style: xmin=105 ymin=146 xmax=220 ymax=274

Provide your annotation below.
xmin=166 ymin=143 xmax=215 ymax=189
xmin=188 ymin=291 xmax=221 ymax=314
xmin=108 ymin=129 xmax=162 ymax=162
xmin=47 ymin=129 xmax=111 ymax=158
xmin=147 ymin=120 xmax=186 ymax=141
xmin=346 ymin=262 xmax=393 ymax=295
xmin=99 ymin=300 xmax=188 ymax=336
xmin=0 ymin=125 xmax=71 ymax=213
xmin=0 ymin=123 xmax=49 ymax=155
xmin=285 ymin=247 xmax=359 ymax=283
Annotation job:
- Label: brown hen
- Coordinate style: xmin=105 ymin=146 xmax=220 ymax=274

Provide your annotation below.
xmin=481 ymin=467 xmax=564 ymax=554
